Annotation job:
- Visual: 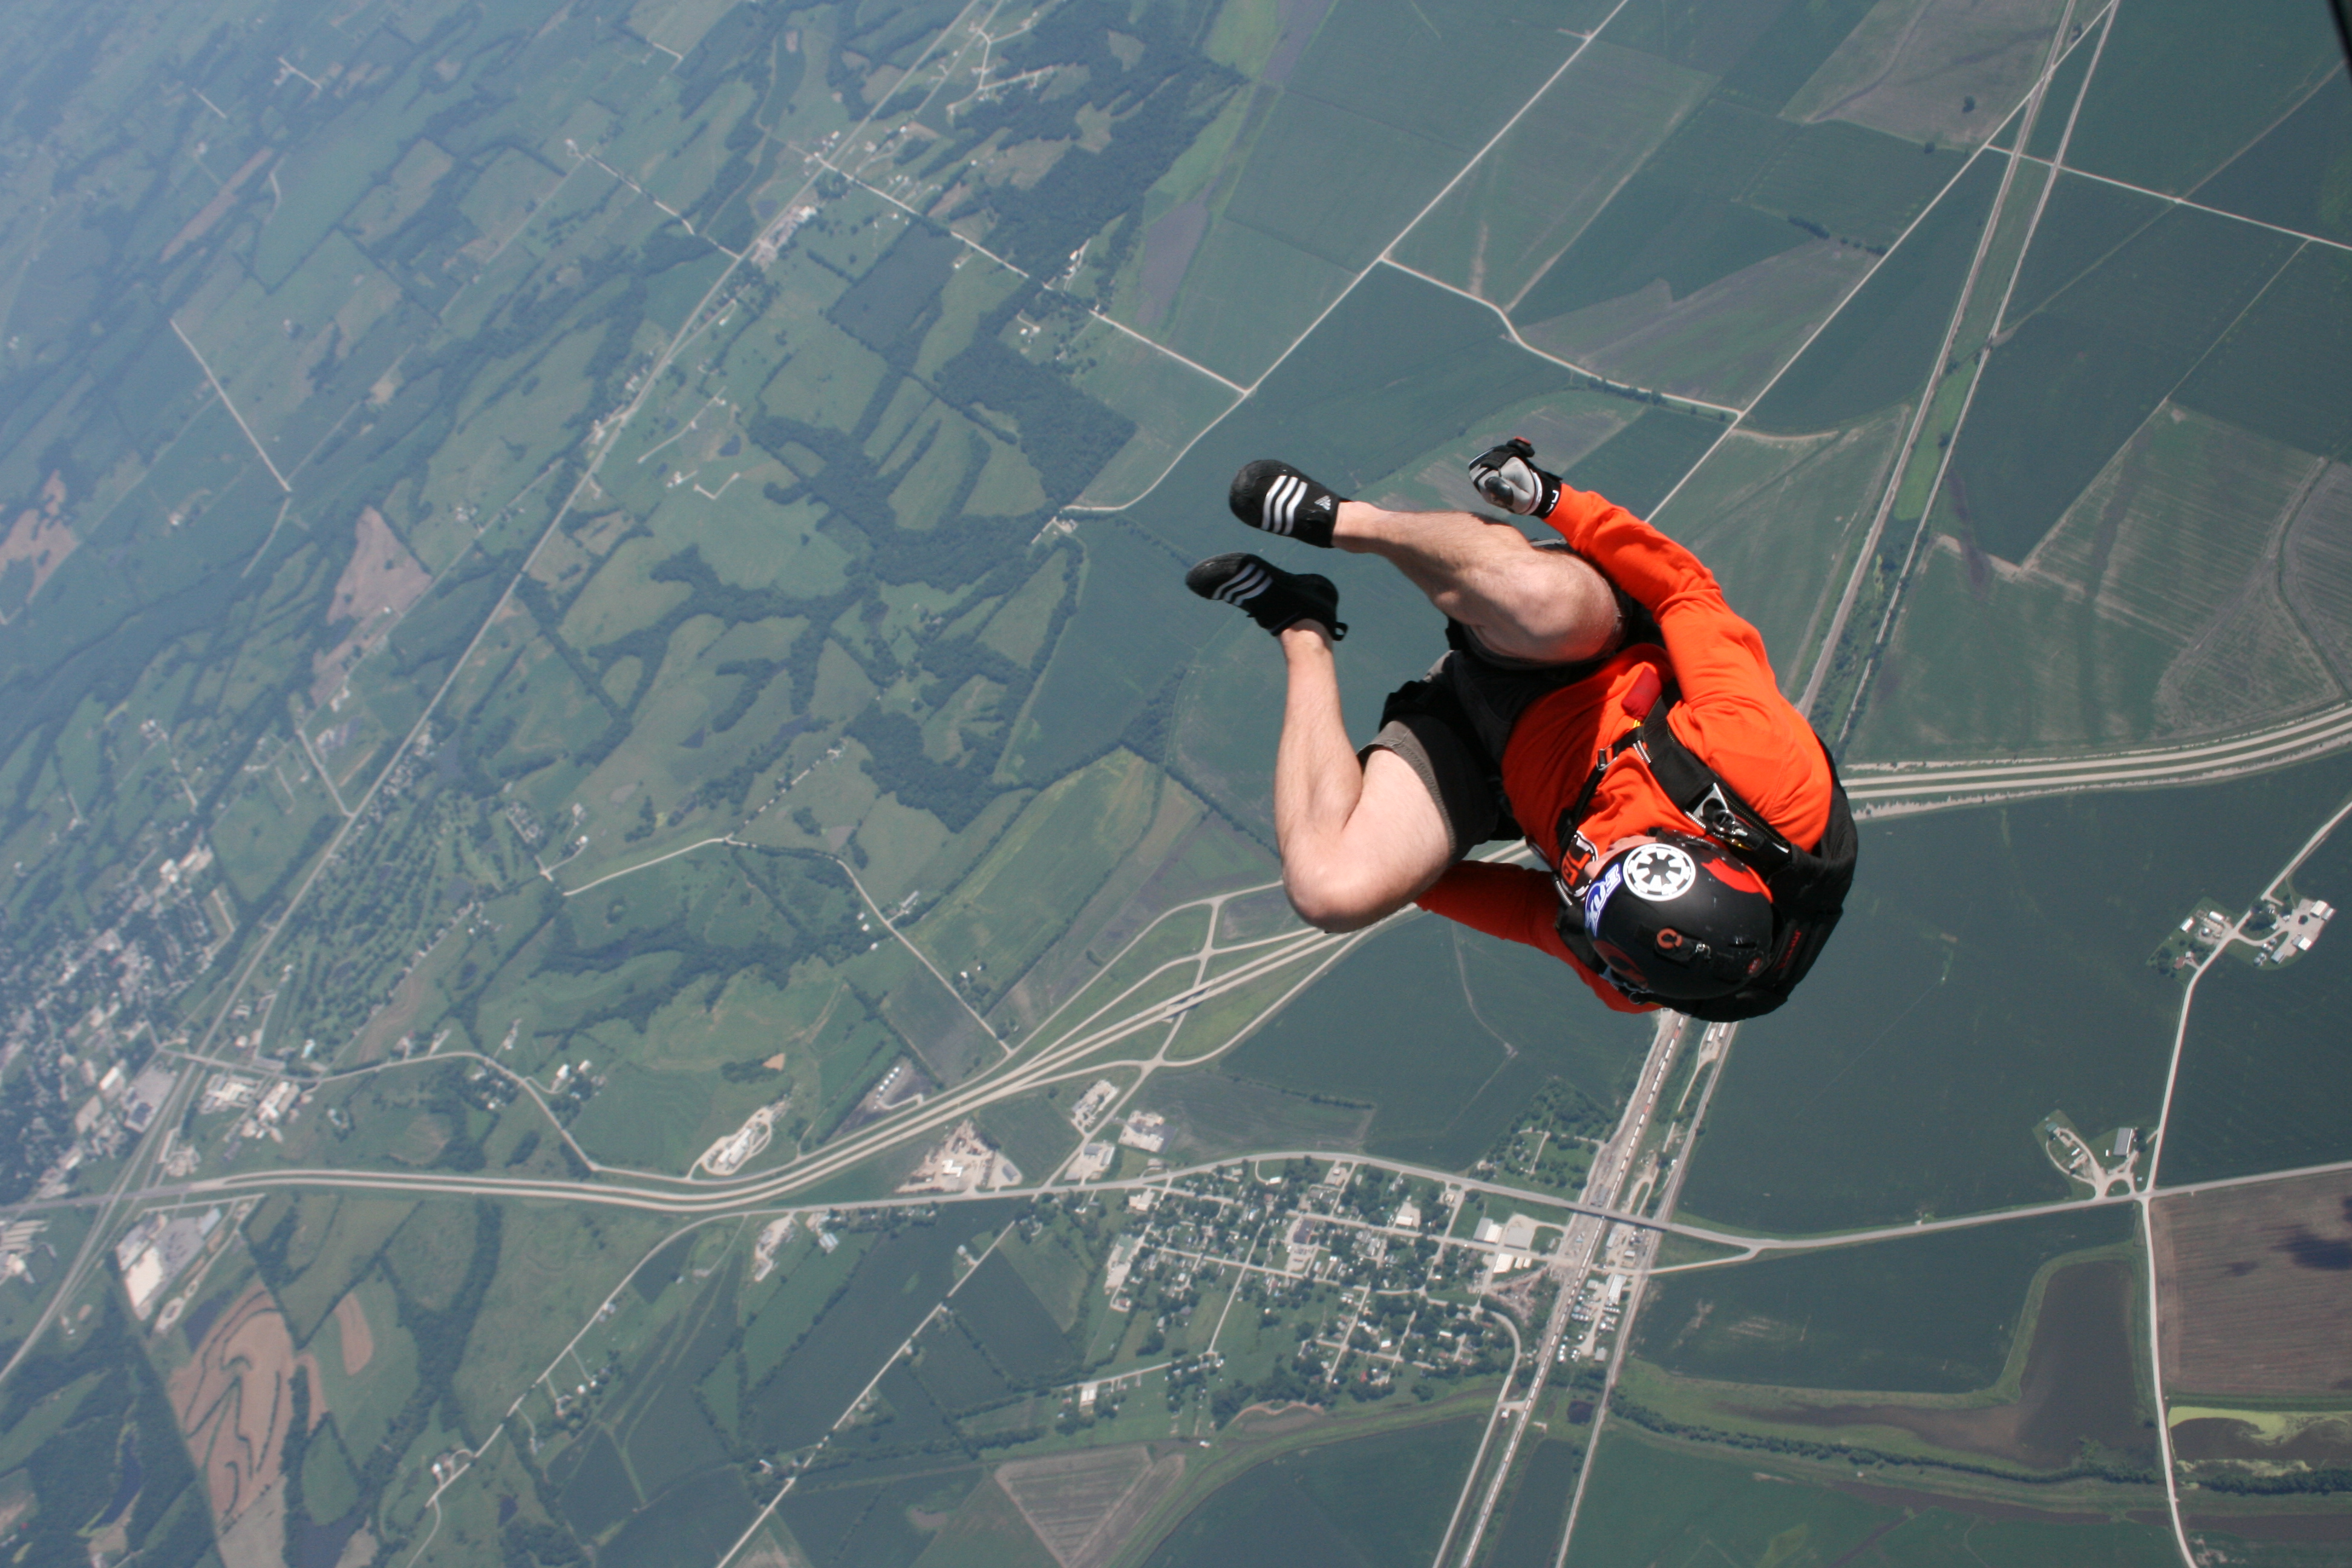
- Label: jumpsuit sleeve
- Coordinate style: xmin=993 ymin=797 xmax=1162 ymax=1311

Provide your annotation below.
xmin=1417 ymin=860 xmax=1658 ymax=1014
xmin=1541 ymin=484 xmax=1832 ymax=849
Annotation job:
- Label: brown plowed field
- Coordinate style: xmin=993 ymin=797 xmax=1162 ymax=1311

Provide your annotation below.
xmin=2152 ymin=1171 xmax=2352 ymax=1394
xmin=168 ymin=1284 xmax=327 ymax=1528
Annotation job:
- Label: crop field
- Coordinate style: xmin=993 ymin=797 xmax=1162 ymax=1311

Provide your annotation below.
xmin=1677 ymin=752 xmax=2352 ymax=1234
xmin=2161 ymin=822 xmax=2352 ymax=1186
xmin=915 ymin=748 xmax=1161 ymax=1004
xmin=776 ymin=1456 xmax=981 ymax=1568
xmin=1221 ymin=913 xmax=1650 ymax=1170
xmin=1627 ymin=1253 xmax=2157 ymax=1477
xmin=1475 ymin=1433 xmax=1584 ymax=1568
xmin=2152 ymin=1168 xmax=2352 ymax=1398
xmin=1947 ymin=206 xmax=2297 ymax=565
xmin=913 ymin=1316 xmax=1016 ymax=1415
xmin=266 ymin=1195 xmax=418 ymax=1343
xmin=1554 ymin=408 xmax=1726 ymax=517
xmin=2062 ymin=0 xmax=2347 ymax=197
xmin=1131 ymin=1070 xmax=1374 ymax=1161
xmin=2195 ymin=82 xmax=2352 ymax=250
xmin=973 ymin=1089 xmax=1084 ymax=1182
xmin=1785 ymin=0 xmax=2071 ymax=151
xmin=1747 ymin=149 xmax=2000 ymax=436
xmin=1857 ymin=400 xmax=2339 ymax=759
xmin=1639 ymin=1206 xmax=2134 ymax=1394
xmin=1529 ymin=241 xmax=1870 ymax=410
xmin=954 ymin=1252 xmax=1077 ymax=1388
xmin=1220 ymin=98 xmax=1462 ymax=275
xmin=744 ymin=1207 xmax=1013 ymax=1452
xmin=901 ymin=1474 xmax=1057 ymax=1568
xmin=993 ymin=1443 xmax=1183 ymax=1566
xmin=1158 ymin=218 xmax=1357 ymax=387
xmin=1654 ymin=414 xmax=1905 ymax=681
xmin=1562 ymin=1426 xmax=2182 ymax=1568
xmin=1392 ymin=41 xmax=1711 ymax=309
xmin=1138 ymin=1416 xmax=1482 ymax=1568
xmin=2177 ymin=247 xmax=2352 ymax=465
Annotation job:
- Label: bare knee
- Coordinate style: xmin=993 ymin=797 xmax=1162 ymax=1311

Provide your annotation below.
xmin=1480 ymin=552 xmax=1619 ymax=663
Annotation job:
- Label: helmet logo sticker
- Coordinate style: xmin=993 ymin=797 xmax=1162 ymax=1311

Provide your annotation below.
xmin=1624 ymin=843 xmax=1696 ymax=902
xmin=1581 ymin=860 xmax=1625 ymax=939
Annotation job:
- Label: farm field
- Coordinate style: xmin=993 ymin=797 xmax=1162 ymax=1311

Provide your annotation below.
xmin=1561 ymin=1426 xmax=2184 ymax=1568
xmin=1677 ymin=750 xmax=2352 ymax=1235
xmin=1638 ymin=1205 xmax=2136 ymax=1396
xmin=2152 ymin=1168 xmax=2352 ymax=1400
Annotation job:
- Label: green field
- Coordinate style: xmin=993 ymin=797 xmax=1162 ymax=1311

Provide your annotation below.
xmin=1556 ymin=408 xmax=1726 ymax=517
xmin=1638 ymin=1206 xmax=2135 ymax=1393
xmin=1131 ymin=1069 xmax=1375 ymax=1161
xmin=1746 ymin=152 xmax=2001 ymax=435
xmin=2161 ymin=820 xmax=2352 ymax=1184
xmin=953 ymin=1252 xmax=1077 ymax=1388
xmin=1138 ymin=1416 xmax=1483 ymax=1568
xmin=1858 ymin=400 xmax=2335 ymax=759
xmin=2177 ymin=246 xmax=2352 ymax=463
xmin=2194 ymin=78 xmax=2352 ymax=249
xmin=1654 ymin=413 xmax=1905 ymax=683
xmin=1221 ymin=913 xmax=1648 ymax=1169
xmin=1676 ymin=751 xmax=2352 ymax=1235
xmin=1947 ymin=204 xmax=2296 ymax=563
xmin=1391 ymin=41 xmax=1711 ymax=308
xmin=2063 ymin=0 xmax=2347 ymax=197
xmin=1563 ymin=1426 xmax=2182 ymax=1567
xmin=745 ymin=1206 xmax=1013 ymax=1452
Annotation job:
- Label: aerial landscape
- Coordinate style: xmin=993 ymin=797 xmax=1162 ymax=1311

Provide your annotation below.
xmin=0 ymin=0 xmax=2348 ymax=1564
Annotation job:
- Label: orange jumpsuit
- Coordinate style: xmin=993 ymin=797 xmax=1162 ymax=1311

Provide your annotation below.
xmin=1416 ymin=484 xmax=1835 ymax=1012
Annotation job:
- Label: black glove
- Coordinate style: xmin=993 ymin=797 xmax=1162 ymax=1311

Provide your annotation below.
xmin=1468 ymin=437 xmax=1560 ymax=518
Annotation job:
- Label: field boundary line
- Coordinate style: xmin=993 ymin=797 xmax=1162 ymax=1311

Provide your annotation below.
xmin=1642 ymin=112 xmax=2031 ymax=529
xmin=169 ymin=317 xmax=293 ymax=492
xmin=1064 ymin=0 xmax=1635 ymax=516
xmin=838 ymin=855 xmax=1007 ymax=1052
xmin=1379 ymin=258 xmax=1742 ymax=417
xmin=716 ymin=1216 xmax=1018 ymax=1568
xmin=2017 ymin=157 xmax=2352 ymax=261
xmin=817 ymin=156 xmax=1249 ymax=395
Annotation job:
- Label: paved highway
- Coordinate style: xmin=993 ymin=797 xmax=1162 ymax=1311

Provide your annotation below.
xmin=1844 ymin=701 xmax=2352 ymax=814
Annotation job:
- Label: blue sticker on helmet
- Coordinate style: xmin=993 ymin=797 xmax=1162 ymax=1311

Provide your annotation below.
xmin=1582 ymin=860 xmax=1624 ymax=942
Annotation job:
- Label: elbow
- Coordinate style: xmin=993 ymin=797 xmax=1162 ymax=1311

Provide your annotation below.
xmin=1282 ymin=866 xmax=1397 ymax=934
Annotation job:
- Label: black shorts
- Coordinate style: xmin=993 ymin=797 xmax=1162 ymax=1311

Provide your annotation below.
xmin=1364 ymin=571 xmax=1656 ymax=858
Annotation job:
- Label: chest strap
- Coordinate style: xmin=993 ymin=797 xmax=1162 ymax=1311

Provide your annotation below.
xmin=1551 ymin=688 xmax=1802 ymax=882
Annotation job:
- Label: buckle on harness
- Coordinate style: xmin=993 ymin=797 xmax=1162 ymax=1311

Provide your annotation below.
xmin=1693 ymin=783 xmax=1754 ymax=848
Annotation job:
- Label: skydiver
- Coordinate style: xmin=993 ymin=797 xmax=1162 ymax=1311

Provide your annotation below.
xmin=1186 ymin=442 xmax=1856 ymax=1019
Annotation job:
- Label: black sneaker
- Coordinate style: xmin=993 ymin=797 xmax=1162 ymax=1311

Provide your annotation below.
xmin=1228 ymin=459 xmax=1345 ymax=547
xmin=1185 ymin=553 xmax=1346 ymax=639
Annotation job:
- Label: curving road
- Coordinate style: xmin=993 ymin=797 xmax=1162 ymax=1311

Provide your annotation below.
xmin=1844 ymin=701 xmax=2352 ymax=815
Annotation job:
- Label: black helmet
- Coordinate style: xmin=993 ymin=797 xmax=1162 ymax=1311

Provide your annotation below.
xmin=1580 ymin=831 xmax=1775 ymax=1003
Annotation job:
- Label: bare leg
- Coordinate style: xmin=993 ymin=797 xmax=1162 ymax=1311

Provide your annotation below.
xmin=1331 ymin=500 xmax=1618 ymax=664
xmin=1273 ymin=624 xmax=1454 ymax=932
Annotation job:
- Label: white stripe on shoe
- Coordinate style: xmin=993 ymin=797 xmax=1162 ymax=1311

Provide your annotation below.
xmin=1264 ymin=474 xmax=1302 ymax=535
xmin=1215 ymin=563 xmax=1270 ymax=604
